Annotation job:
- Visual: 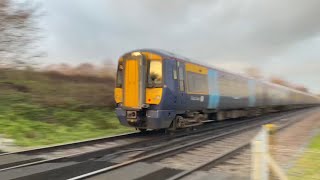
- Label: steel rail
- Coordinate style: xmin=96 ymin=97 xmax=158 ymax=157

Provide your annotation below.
xmin=67 ymin=108 xmax=315 ymax=180
xmin=0 ymin=132 xmax=141 ymax=157
xmin=166 ymin=109 xmax=311 ymax=180
xmin=0 ymin=114 xmax=267 ymax=172
xmin=0 ymin=131 xmax=145 ymax=170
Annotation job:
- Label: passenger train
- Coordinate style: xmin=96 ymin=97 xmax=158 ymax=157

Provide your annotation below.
xmin=114 ymin=49 xmax=320 ymax=131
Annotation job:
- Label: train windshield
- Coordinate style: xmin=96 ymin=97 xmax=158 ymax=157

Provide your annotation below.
xmin=147 ymin=60 xmax=162 ymax=88
xmin=116 ymin=62 xmax=123 ymax=88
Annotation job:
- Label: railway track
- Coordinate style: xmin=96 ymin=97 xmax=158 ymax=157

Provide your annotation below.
xmin=64 ymin=108 xmax=317 ymax=180
xmin=0 ymin=108 xmax=315 ymax=180
xmin=166 ymin=111 xmax=307 ymax=180
xmin=0 ymin=116 xmax=266 ymax=173
xmin=0 ymin=113 xmax=278 ymax=180
xmin=0 ymin=131 xmax=155 ymax=170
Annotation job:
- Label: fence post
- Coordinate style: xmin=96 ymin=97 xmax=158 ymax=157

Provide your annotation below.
xmin=265 ymin=124 xmax=288 ymax=180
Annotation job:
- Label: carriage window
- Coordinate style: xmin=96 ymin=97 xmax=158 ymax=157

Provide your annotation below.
xmin=147 ymin=60 xmax=162 ymax=87
xmin=186 ymin=72 xmax=208 ymax=94
xmin=116 ymin=63 xmax=123 ymax=88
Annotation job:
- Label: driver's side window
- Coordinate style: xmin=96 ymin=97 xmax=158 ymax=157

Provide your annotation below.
xmin=147 ymin=60 xmax=162 ymax=87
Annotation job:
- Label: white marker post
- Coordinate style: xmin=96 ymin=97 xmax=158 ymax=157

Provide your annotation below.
xmin=251 ymin=126 xmax=269 ymax=180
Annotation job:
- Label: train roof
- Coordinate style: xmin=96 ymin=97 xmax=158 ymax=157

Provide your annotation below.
xmin=124 ymin=49 xmax=319 ymax=99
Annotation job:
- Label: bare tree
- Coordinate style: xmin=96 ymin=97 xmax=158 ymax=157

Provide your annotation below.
xmin=270 ymin=76 xmax=309 ymax=93
xmin=270 ymin=76 xmax=290 ymax=87
xmin=292 ymin=85 xmax=309 ymax=93
xmin=0 ymin=0 xmax=41 ymax=67
xmin=74 ymin=63 xmax=96 ymax=76
xmin=99 ymin=59 xmax=116 ymax=78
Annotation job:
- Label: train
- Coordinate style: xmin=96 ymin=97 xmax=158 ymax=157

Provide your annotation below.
xmin=114 ymin=49 xmax=320 ymax=131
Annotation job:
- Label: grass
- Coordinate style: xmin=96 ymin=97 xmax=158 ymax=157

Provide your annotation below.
xmin=288 ymin=133 xmax=320 ymax=179
xmin=0 ymin=68 xmax=133 ymax=147
xmin=0 ymin=110 xmax=133 ymax=147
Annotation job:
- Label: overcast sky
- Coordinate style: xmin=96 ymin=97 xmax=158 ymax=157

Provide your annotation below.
xmin=38 ymin=0 xmax=320 ymax=93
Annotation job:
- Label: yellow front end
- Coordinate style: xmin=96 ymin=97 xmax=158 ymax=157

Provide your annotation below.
xmin=114 ymin=51 xmax=167 ymax=130
xmin=114 ymin=51 xmax=163 ymax=108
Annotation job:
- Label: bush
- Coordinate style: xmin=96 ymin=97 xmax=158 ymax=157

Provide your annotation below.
xmin=0 ymin=68 xmax=133 ymax=147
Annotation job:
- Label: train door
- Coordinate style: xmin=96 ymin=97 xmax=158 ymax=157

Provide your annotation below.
xmin=266 ymin=85 xmax=273 ymax=106
xmin=256 ymin=82 xmax=263 ymax=107
xmin=169 ymin=60 xmax=178 ymax=109
xmin=248 ymin=79 xmax=256 ymax=107
xmin=177 ymin=61 xmax=186 ymax=109
xmin=123 ymin=55 xmax=146 ymax=109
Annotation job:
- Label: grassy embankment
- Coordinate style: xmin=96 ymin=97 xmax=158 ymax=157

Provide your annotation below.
xmin=289 ymin=133 xmax=320 ymax=179
xmin=0 ymin=69 xmax=133 ymax=147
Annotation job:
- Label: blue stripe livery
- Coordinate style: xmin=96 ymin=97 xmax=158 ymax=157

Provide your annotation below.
xmin=208 ymin=70 xmax=220 ymax=109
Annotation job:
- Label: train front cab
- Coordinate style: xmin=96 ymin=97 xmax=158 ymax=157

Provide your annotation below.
xmin=114 ymin=51 xmax=175 ymax=130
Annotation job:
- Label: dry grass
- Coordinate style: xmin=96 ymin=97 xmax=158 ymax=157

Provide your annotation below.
xmin=0 ymin=68 xmax=133 ymax=147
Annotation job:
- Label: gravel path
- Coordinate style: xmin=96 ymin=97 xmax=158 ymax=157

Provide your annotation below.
xmin=204 ymin=108 xmax=320 ymax=178
xmin=270 ymin=110 xmax=320 ymax=171
xmin=155 ymin=129 xmax=259 ymax=171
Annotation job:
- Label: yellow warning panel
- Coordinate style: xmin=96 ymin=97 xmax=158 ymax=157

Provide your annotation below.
xmin=185 ymin=63 xmax=208 ymax=74
xmin=141 ymin=52 xmax=163 ymax=61
xmin=146 ymin=88 xmax=163 ymax=104
xmin=114 ymin=88 xmax=122 ymax=103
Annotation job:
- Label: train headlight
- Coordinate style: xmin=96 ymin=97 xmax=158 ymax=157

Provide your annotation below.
xmin=131 ymin=52 xmax=141 ymax=56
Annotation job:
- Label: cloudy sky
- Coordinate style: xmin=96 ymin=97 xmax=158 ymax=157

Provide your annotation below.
xmin=38 ymin=0 xmax=320 ymax=93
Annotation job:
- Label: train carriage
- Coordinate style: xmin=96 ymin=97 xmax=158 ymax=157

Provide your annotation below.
xmin=114 ymin=49 xmax=320 ymax=131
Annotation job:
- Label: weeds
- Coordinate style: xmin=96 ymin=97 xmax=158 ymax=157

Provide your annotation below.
xmin=0 ymin=68 xmax=133 ymax=147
